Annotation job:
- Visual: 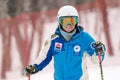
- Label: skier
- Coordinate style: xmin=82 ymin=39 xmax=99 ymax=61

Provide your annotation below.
xmin=24 ymin=5 xmax=106 ymax=80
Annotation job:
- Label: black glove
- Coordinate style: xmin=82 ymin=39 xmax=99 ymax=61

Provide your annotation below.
xmin=24 ymin=65 xmax=38 ymax=75
xmin=92 ymin=41 xmax=106 ymax=54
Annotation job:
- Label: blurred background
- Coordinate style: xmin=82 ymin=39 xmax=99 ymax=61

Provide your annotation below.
xmin=0 ymin=0 xmax=120 ymax=80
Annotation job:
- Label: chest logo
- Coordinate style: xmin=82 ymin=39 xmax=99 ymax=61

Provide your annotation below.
xmin=54 ymin=42 xmax=62 ymax=52
xmin=74 ymin=45 xmax=81 ymax=53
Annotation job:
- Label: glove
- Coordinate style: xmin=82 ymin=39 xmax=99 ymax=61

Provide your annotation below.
xmin=92 ymin=41 xmax=106 ymax=55
xmin=24 ymin=65 xmax=38 ymax=75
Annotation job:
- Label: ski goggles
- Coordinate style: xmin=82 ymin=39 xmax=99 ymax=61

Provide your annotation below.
xmin=59 ymin=16 xmax=78 ymax=27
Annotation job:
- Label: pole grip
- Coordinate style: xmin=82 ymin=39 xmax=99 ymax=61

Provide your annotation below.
xmin=98 ymin=52 xmax=102 ymax=63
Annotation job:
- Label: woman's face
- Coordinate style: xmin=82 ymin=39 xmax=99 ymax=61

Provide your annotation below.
xmin=59 ymin=16 xmax=77 ymax=33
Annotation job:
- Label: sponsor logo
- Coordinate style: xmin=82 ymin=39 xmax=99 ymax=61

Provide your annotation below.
xmin=54 ymin=42 xmax=62 ymax=52
xmin=73 ymin=45 xmax=81 ymax=55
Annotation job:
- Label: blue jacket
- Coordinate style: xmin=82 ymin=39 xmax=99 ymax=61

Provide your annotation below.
xmin=33 ymin=26 xmax=104 ymax=80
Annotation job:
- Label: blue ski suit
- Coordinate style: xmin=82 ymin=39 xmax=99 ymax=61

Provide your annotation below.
xmin=33 ymin=26 xmax=104 ymax=80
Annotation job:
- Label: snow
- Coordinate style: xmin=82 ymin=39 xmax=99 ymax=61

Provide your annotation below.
xmin=0 ymin=7 xmax=120 ymax=80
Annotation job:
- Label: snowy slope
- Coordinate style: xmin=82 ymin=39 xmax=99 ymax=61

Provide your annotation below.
xmin=0 ymin=8 xmax=120 ymax=80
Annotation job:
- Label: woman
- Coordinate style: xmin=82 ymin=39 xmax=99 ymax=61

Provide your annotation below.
xmin=24 ymin=5 xmax=105 ymax=80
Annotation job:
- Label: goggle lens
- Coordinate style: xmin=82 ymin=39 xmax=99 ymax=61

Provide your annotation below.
xmin=59 ymin=16 xmax=78 ymax=27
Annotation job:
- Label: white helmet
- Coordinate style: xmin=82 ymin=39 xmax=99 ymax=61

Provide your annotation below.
xmin=57 ymin=5 xmax=79 ymax=19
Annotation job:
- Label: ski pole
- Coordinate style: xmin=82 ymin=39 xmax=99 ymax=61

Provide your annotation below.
xmin=28 ymin=74 xmax=30 ymax=80
xmin=98 ymin=52 xmax=104 ymax=80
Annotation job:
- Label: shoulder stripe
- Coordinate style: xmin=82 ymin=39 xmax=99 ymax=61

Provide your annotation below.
xmin=33 ymin=37 xmax=52 ymax=65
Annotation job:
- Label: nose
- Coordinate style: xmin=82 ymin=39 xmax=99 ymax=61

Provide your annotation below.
xmin=67 ymin=23 xmax=72 ymax=26
xmin=65 ymin=24 xmax=72 ymax=28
